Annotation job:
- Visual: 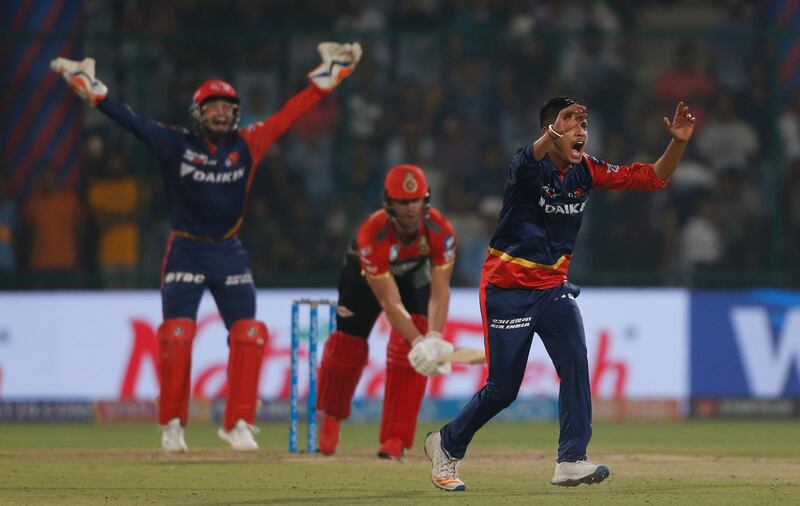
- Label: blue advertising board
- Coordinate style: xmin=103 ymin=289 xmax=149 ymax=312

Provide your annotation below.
xmin=691 ymin=290 xmax=800 ymax=398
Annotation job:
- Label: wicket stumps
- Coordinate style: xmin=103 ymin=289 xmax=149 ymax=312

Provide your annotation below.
xmin=289 ymin=298 xmax=336 ymax=453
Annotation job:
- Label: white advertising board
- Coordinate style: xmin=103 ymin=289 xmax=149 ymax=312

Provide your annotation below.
xmin=0 ymin=288 xmax=688 ymax=400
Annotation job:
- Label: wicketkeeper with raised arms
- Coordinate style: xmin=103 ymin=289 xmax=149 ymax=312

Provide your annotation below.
xmin=316 ymin=164 xmax=457 ymax=459
xmin=50 ymin=42 xmax=362 ymax=452
xmin=424 ymin=98 xmax=696 ymax=491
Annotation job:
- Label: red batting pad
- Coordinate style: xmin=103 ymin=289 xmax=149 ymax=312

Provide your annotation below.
xmin=223 ymin=319 xmax=268 ymax=430
xmin=316 ymin=331 xmax=369 ymax=420
xmin=157 ymin=318 xmax=197 ymax=425
xmin=385 ymin=312 xmax=428 ymax=365
xmin=380 ymin=329 xmax=428 ymax=449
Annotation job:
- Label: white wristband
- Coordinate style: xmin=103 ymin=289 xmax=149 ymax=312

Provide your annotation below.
xmin=548 ymin=124 xmax=563 ymax=139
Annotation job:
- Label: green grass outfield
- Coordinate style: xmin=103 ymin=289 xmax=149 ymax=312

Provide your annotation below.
xmin=0 ymin=420 xmax=798 ymax=505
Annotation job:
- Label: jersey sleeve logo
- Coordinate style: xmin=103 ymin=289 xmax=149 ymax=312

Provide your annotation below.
xmin=443 ymin=234 xmax=456 ymax=262
xmin=606 ymin=163 xmax=620 ymax=173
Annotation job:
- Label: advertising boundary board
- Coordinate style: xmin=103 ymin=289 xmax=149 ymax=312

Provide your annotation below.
xmin=0 ymin=288 xmax=685 ymax=402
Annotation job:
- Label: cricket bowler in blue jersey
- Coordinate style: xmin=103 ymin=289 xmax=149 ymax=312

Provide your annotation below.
xmin=50 ymin=43 xmax=361 ymax=452
xmin=424 ymin=98 xmax=697 ymax=491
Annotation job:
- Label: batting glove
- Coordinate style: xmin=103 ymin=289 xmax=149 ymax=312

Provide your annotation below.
xmin=307 ymin=42 xmax=362 ymax=91
xmin=408 ymin=331 xmax=454 ymax=377
xmin=50 ymin=57 xmax=108 ymax=107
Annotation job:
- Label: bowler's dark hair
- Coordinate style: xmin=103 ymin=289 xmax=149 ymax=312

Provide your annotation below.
xmin=540 ymin=96 xmax=579 ymax=129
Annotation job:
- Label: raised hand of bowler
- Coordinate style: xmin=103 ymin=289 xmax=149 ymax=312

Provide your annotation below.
xmin=49 ymin=57 xmax=108 ymax=107
xmin=408 ymin=331 xmax=454 ymax=377
xmin=307 ymin=42 xmax=363 ymax=91
xmin=552 ymin=103 xmax=588 ymax=137
xmin=663 ymin=101 xmax=696 ymax=142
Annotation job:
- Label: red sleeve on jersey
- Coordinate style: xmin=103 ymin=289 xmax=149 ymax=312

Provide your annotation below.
xmin=426 ymin=208 xmax=457 ymax=267
xmin=585 ymin=154 xmax=668 ymax=191
xmin=357 ymin=212 xmax=391 ymax=277
xmin=239 ymin=84 xmax=328 ymax=165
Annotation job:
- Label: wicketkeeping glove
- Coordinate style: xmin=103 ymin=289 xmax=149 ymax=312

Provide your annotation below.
xmin=307 ymin=42 xmax=362 ymax=91
xmin=50 ymin=57 xmax=108 ymax=107
xmin=407 ymin=331 xmax=454 ymax=377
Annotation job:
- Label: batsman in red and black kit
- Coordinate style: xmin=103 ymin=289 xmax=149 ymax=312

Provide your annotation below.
xmin=316 ymin=164 xmax=457 ymax=459
xmin=423 ymin=98 xmax=697 ymax=491
xmin=51 ymin=43 xmax=362 ymax=452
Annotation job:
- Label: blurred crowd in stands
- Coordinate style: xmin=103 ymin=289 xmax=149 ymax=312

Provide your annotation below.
xmin=2 ymin=0 xmax=798 ymax=288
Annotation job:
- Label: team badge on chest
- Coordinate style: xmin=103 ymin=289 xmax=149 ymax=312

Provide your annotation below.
xmin=418 ymin=236 xmax=429 ymax=255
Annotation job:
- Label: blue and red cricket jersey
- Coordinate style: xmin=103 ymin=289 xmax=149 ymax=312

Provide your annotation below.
xmin=96 ymin=84 xmax=328 ymax=326
xmin=97 ymin=84 xmax=327 ymax=240
xmin=440 ymin=144 xmax=669 ymax=463
xmin=482 ymin=144 xmax=667 ymax=290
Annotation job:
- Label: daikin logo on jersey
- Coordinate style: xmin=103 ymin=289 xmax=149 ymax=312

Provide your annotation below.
xmin=538 ymin=197 xmax=587 ymax=215
xmin=179 ymin=149 xmax=244 ymax=184
xmin=180 ymin=163 xmax=245 ymax=183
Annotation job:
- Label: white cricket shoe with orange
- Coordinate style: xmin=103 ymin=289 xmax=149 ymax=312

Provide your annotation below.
xmin=161 ymin=418 xmax=188 ymax=453
xmin=424 ymin=431 xmax=465 ymax=492
xmin=218 ymin=419 xmax=260 ymax=451
xmin=551 ymin=459 xmax=610 ymax=486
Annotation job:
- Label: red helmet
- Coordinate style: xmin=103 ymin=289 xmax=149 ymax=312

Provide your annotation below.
xmin=384 ymin=164 xmax=429 ymax=200
xmin=192 ymin=79 xmax=239 ymax=108
xmin=190 ymin=79 xmax=240 ymax=129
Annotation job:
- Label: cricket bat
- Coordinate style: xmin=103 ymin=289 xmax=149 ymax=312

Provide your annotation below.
xmin=437 ymin=347 xmax=486 ymax=365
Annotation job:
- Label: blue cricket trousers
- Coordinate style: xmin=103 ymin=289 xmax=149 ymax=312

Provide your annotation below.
xmin=161 ymin=234 xmax=256 ymax=329
xmin=440 ymin=281 xmax=592 ymax=462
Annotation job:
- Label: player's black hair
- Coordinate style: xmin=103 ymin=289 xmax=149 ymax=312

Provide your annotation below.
xmin=540 ymin=96 xmax=579 ymax=129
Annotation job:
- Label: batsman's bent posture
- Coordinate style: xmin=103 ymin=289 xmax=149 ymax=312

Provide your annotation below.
xmin=51 ymin=43 xmax=361 ymax=452
xmin=316 ymin=165 xmax=457 ymax=459
xmin=425 ymin=98 xmax=696 ymax=491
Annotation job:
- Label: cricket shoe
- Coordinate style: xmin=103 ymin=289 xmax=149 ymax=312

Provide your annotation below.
xmin=551 ymin=459 xmax=610 ymax=486
xmin=318 ymin=414 xmax=340 ymax=456
xmin=161 ymin=418 xmax=188 ymax=453
xmin=377 ymin=438 xmax=404 ymax=460
xmin=424 ymin=431 xmax=465 ymax=492
xmin=218 ymin=419 xmax=260 ymax=451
